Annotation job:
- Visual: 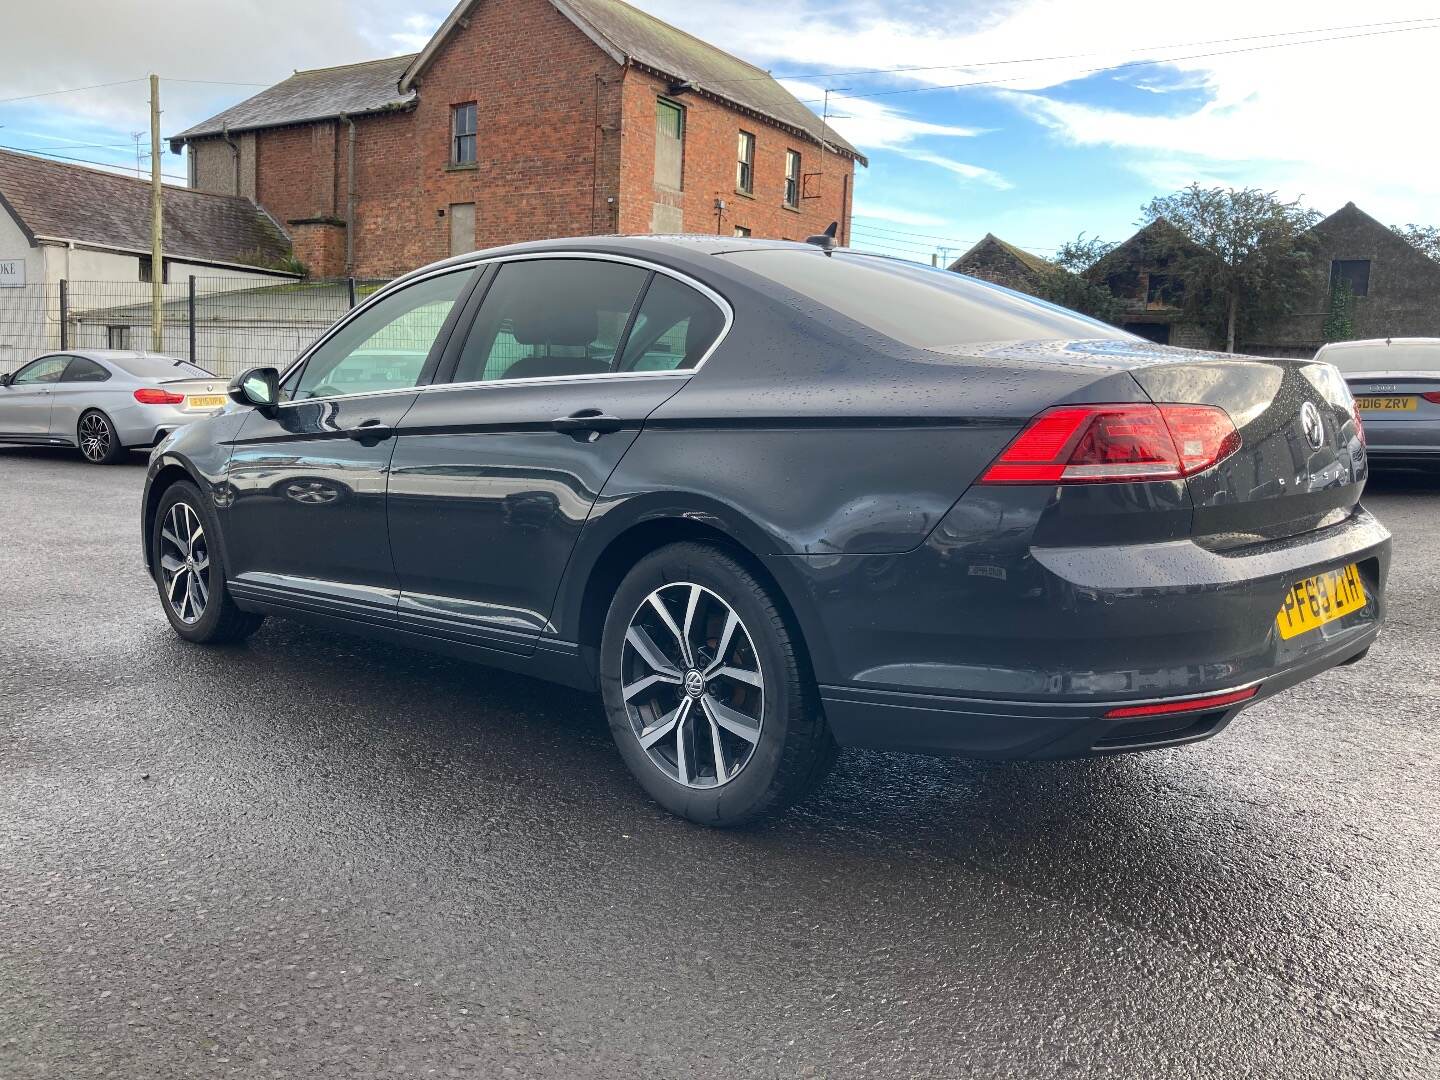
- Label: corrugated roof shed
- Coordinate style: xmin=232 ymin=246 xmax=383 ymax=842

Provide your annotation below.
xmin=172 ymin=54 xmax=417 ymax=144
xmin=0 ymin=149 xmax=291 ymax=269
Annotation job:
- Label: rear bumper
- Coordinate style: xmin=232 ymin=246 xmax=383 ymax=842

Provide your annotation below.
xmin=1361 ymin=418 xmax=1440 ymax=462
xmin=820 ymin=623 xmax=1377 ymax=758
xmin=112 ymin=402 xmax=223 ymax=448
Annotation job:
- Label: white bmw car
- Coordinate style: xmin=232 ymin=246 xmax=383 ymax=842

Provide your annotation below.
xmin=0 ymin=350 xmax=230 ymax=464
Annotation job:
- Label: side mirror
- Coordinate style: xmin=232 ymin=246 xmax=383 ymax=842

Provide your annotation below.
xmin=229 ymin=367 xmax=280 ymax=409
xmin=0 ymin=372 xmax=12 ymax=387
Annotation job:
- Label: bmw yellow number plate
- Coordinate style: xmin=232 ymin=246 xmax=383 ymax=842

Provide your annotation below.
xmin=1275 ymin=564 xmax=1366 ymax=640
xmin=1354 ymin=396 xmax=1416 ymax=411
xmin=187 ymin=395 xmax=227 ymax=409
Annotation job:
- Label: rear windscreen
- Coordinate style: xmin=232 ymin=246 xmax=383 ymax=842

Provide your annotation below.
xmin=719 ymin=248 xmax=1132 ymax=349
xmin=108 ymin=355 xmax=214 ymax=378
xmin=1323 ymin=344 xmax=1440 ymax=373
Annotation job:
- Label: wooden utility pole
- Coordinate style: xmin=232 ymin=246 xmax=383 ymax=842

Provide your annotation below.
xmin=149 ymin=74 xmax=163 ymax=351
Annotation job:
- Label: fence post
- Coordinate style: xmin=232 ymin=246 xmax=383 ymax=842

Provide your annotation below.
xmin=188 ymin=275 xmax=197 ymax=363
xmin=347 ymin=277 xmax=357 ymax=309
xmin=58 ymin=279 xmax=68 ymax=350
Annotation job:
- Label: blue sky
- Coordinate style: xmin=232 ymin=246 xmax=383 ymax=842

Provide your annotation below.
xmin=3 ymin=0 xmax=1438 ymax=265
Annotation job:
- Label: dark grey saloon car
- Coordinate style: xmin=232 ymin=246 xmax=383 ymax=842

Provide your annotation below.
xmin=141 ymin=236 xmax=1390 ymax=826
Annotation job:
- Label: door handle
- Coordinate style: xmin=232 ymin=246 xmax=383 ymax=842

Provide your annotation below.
xmin=552 ymin=409 xmax=624 ymax=441
xmin=345 ymin=418 xmax=393 ymax=445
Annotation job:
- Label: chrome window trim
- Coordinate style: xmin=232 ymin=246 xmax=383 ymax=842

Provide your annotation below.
xmin=275 ymin=251 xmax=734 ymax=409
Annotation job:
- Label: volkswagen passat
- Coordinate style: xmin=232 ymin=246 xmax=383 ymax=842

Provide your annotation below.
xmin=141 ymin=237 xmax=1390 ymax=826
xmin=0 ymin=350 xmax=227 ymax=464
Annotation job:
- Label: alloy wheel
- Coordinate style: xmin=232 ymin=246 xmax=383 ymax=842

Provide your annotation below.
xmin=621 ymin=582 xmax=764 ymax=788
xmin=78 ymin=414 xmax=112 ymax=463
xmin=158 ymin=501 xmax=210 ymax=625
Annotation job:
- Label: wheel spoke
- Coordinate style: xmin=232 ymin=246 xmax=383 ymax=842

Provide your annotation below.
xmin=710 ymin=664 xmax=762 ymax=688
xmin=704 ymin=693 xmax=761 ymax=744
xmin=702 ymin=698 xmax=730 ymax=784
xmin=167 ymin=567 xmax=187 ymax=602
xmin=681 ymin=584 xmax=701 ymax=665
xmin=193 ymin=570 xmax=209 ymax=605
xmin=704 ymin=610 xmax=740 ymax=676
xmin=625 ymin=625 xmax=681 ymax=678
xmin=648 ymin=593 xmax=693 ymax=667
xmin=623 ymin=671 xmax=681 ymax=701
xmin=639 ymin=698 xmax=688 ymax=749
xmin=675 ymin=702 xmax=694 ymax=785
xmin=159 ymin=553 xmax=184 ymax=573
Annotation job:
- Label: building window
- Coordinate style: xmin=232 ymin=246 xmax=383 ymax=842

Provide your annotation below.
xmin=733 ymin=226 xmax=751 ymax=237
xmin=107 ymin=325 xmax=130 ymax=350
xmin=451 ymin=102 xmax=477 ymax=165
xmin=1330 ymin=259 xmax=1371 ymax=297
xmin=655 ymin=99 xmax=684 ymax=191
xmin=137 ymin=256 xmax=167 ymax=284
xmin=784 ymin=150 xmax=801 ymax=207
xmin=449 ymin=203 xmax=476 ymax=255
xmin=736 ymin=131 xmax=755 ymax=195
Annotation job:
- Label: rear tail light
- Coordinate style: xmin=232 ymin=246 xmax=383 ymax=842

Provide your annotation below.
xmin=1351 ymin=400 xmax=1367 ymax=446
xmin=134 ymin=388 xmax=186 ymax=405
xmin=1421 ymin=392 xmax=1440 ymax=404
xmin=1103 ymin=686 xmax=1258 ymax=720
xmin=979 ymin=403 xmax=1241 ymax=485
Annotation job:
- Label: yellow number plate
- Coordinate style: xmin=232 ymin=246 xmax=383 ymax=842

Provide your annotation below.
xmin=1275 ymin=564 xmax=1367 ymax=640
xmin=1354 ymin=396 xmax=1416 ymax=411
xmin=187 ymin=395 xmax=227 ymax=409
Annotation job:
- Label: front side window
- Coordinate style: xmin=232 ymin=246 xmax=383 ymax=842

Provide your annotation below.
xmin=291 ymin=270 xmax=472 ymax=400
xmin=11 ymin=355 xmax=70 ymax=385
xmin=617 ymin=274 xmax=726 ymax=373
xmin=61 ymin=357 xmax=111 ymax=382
xmin=1331 ymin=259 xmax=1371 ymax=297
xmin=784 ymin=150 xmax=800 ymax=207
xmin=451 ymin=260 xmax=648 ymax=383
xmin=451 ymin=102 xmax=477 ymax=165
xmin=736 ymin=131 xmax=755 ymax=194
xmin=655 ymin=99 xmax=684 ymax=190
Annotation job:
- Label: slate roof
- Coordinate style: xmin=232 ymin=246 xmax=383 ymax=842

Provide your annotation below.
xmin=0 ymin=149 xmax=291 ymax=269
xmin=403 ymin=0 xmax=864 ymax=162
xmin=172 ymin=54 xmax=417 ymax=144
xmin=949 ymin=234 xmax=1056 ymax=276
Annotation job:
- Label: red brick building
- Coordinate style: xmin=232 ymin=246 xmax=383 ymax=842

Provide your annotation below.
xmin=172 ymin=0 xmax=864 ymax=278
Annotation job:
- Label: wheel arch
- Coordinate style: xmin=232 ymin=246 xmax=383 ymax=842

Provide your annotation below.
xmin=563 ymin=501 xmax=833 ymax=686
xmin=141 ymin=456 xmax=208 ymax=576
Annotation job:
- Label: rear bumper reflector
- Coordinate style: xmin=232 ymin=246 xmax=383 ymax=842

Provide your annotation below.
xmin=1103 ymin=686 xmax=1259 ymax=720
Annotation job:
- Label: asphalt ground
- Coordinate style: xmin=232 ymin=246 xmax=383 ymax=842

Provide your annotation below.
xmin=2 ymin=445 xmax=1438 ymax=1079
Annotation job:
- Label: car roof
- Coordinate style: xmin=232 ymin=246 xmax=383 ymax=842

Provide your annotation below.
xmin=1316 ymin=337 xmax=1440 ymax=374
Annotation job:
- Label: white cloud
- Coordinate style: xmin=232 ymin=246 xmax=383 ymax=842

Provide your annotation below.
xmin=850 ymin=203 xmax=952 ymax=227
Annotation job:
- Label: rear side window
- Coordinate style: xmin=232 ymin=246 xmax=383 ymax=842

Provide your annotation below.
xmin=108 ymin=355 xmax=213 ymax=378
xmin=721 ymin=249 xmax=1131 ymax=349
xmin=61 ymin=357 xmax=111 ymax=383
xmin=450 ymin=260 xmax=649 ymax=383
xmin=618 ymin=274 xmax=725 ymax=372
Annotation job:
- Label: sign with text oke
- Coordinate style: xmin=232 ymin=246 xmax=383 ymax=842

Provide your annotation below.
xmin=0 ymin=259 xmax=24 ymax=287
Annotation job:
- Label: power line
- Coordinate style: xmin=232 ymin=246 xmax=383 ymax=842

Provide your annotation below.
xmin=161 ymin=77 xmax=276 ymax=87
xmin=798 ymin=22 xmax=1440 ymax=103
xmin=0 ymin=78 xmax=145 ymax=105
xmin=694 ymin=16 xmax=1440 ymax=87
xmin=851 ymin=222 xmax=1062 ymax=253
xmin=0 ymin=144 xmax=186 ymax=182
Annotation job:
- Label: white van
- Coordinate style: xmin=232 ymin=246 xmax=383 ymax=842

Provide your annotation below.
xmin=1315 ymin=338 xmax=1440 ymax=465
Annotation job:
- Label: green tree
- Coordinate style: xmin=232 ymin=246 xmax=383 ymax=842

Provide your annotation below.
xmin=1032 ymin=267 xmax=1124 ymax=323
xmin=1052 ymin=232 xmax=1117 ymax=274
xmin=1138 ymin=184 xmax=1320 ymax=352
xmin=1391 ymin=223 xmax=1440 ymax=262
xmin=1323 ymin=278 xmax=1355 ymax=343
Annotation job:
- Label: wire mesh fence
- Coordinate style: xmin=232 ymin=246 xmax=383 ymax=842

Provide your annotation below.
xmin=0 ymin=277 xmax=391 ymax=377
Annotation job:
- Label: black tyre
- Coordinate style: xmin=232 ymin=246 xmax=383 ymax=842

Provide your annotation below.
xmin=151 ymin=481 xmax=265 ymax=644
xmin=77 ymin=409 xmax=126 ymax=465
xmin=600 ymin=541 xmax=838 ymax=827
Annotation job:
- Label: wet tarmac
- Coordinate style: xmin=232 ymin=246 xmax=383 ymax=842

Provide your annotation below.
xmin=2 ymin=447 xmax=1437 ymax=1078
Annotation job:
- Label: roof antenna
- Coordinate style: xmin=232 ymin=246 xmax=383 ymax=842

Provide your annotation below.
xmin=805 ymin=221 xmax=838 ymax=254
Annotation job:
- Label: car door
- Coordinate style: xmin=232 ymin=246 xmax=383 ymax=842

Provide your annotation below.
xmin=0 ymin=355 xmax=72 ymax=436
xmin=386 ymin=255 xmax=728 ymax=656
xmin=48 ymin=355 xmax=113 ymax=439
xmin=222 ymin=267 xmax=478 ymax=622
